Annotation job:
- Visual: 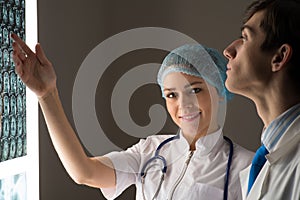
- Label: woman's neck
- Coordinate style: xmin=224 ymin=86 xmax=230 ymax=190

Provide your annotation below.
xmin=183 ymin=125 xmax=219 ymax=150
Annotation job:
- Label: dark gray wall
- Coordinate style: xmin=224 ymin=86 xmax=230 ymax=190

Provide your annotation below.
xmin=37 ymin=0 xmax=263 ymax=199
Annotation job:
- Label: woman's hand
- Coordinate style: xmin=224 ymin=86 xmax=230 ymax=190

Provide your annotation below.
xmin=11 ymin=33 xmax=57 ymax=99
xmin=11 ymin=33 xmax=116 ymax=188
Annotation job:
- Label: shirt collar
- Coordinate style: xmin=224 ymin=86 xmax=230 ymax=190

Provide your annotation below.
xmin=195 ymin=128 xmax=223 ymax=155
xmin=261 ymin=103 xmax=300 ymax=152
xmin=176 ymin=128 xmax=223 ymax=156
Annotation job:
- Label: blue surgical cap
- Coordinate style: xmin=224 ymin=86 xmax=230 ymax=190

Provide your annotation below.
xmin=157 ymin=44 xmax=233 ymax=101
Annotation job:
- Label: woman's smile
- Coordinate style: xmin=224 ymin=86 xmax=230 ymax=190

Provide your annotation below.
xmin=179 ymin=112 xmax=201 ymax=122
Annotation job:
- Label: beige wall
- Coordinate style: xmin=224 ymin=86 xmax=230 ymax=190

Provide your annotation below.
xmin=37 ymin=0 xmax=262 ymax=199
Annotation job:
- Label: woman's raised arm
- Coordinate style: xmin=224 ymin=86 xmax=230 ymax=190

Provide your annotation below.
xmin=11 ymin=33 xmax=116 ymax=188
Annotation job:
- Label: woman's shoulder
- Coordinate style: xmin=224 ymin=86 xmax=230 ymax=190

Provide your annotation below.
xmin=133 ymin=134 xmax=177 ymax=152
xmin=233 ymin=142 xmax=254 ymax=157
xmin=221 ymin=135 xmax=254 ymax=158
xmin=231 ymin=141 xmax=254 ymax=166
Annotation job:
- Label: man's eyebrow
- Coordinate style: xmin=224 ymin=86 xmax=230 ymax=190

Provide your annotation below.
xmin=241 ymin=25 xmax=256 ymax=35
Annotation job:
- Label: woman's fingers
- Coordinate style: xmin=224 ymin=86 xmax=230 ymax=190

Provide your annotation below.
xmin=11 ymin=33 xmax=34 ymax=57
xmin=36 ymin=43 xmax=50 ymax=66
xmin=10 ymin=33 xmax=57 ymax=98
xmin=11 ymin=33 xmax=50 ymax=68
xmin=12 ymin=51 xmax=23 ymax=76
xmin=12 ymin=42 xmax=25 ymax=62
xmin=15 ymin=63 xmax=24 ymax=77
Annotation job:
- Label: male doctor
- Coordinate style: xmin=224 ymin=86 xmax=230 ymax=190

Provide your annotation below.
xmin=223 ymin=0 xmax=300 ymax=199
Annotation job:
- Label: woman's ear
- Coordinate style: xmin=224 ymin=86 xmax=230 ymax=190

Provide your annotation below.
xmin=271 ymin=44 xmax=293 ymax=72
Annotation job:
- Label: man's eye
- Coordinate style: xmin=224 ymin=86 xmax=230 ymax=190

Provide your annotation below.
xmin=166 ymin=92 xmax=176 ymax=98
xmin=240 ymin=34 xmax=247 ymax=41
xmin=191 ymin=88 xmax=202 ymax=94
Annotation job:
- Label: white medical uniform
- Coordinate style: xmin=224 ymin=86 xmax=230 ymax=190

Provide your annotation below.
xmin=239 ymin=114 xmax=300 ymax=200
xmin=100 ymin=129 xmax=253 ymax=200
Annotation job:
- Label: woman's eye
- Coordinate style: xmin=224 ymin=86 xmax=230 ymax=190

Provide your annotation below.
xmin=190 ymin=88 xmax=202 ymax=94
xmin=166 ymin=92 xmax=176 ymax=98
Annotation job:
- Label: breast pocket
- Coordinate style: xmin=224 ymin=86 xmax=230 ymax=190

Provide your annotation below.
xmin=188 ymin=183 xmax=225 ymax=200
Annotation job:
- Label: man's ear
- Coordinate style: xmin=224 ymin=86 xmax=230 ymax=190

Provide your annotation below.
xmin=271 ymin=44 xmax=293 ymax=72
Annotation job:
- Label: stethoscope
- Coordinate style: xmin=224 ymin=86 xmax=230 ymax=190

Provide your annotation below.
xmin=140 ymin=133 xmax=234 ymax=200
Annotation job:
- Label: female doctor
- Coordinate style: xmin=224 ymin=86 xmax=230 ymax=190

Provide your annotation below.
xmin=11 ymin=33 xmax=253 ymax=200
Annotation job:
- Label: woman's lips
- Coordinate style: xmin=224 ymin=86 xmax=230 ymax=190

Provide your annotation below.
xmin=179 ymin=112 xmax=201 ymax=122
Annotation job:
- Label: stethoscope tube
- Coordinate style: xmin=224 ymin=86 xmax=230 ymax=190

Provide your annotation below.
xmin=140 ymin=134 xmax=180 ymax=178
xmin=223 ymin=135 xmax=234 ymax=200
xmin=140 ymin=134 xmax=234 ymax=200
xmin=140 ymin=134 xmax=179 ymax=200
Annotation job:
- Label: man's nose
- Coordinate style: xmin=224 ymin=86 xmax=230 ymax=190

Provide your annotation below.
xmin=223 ymin=40 xmax=239 ymax=59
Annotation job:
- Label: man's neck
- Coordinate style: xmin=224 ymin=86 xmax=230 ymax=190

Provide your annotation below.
xmin=253 ymin=87 xmax=300 ymax=127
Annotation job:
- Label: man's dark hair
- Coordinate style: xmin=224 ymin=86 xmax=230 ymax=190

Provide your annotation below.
xmin=243 ymin=0 xmax=300 ymax=77
xmin=243 ymin=0 xmax=300 ymax=63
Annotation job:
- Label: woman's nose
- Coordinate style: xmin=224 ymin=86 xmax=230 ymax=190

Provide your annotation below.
xmin=178 ymin=94 xmax=194 ymax=108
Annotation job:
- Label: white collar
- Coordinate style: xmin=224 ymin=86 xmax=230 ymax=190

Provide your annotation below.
xmin=175 ymin=128 xmax=223 ymax=156
xmin=262 ymin=103 xmax=300 ymax=152
xmin=266 ymin=114 xmax=300 ymax=164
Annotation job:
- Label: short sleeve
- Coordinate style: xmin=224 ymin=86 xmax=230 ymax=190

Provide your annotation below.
xmin=99 ymin=138 xmax=149 ymax=199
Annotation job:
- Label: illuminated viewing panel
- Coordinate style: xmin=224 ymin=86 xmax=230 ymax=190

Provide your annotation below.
xmin=0 ymin=0 xmax=27 ymax=163
xmin=0 ymin=0 xmax=38 ymax=199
